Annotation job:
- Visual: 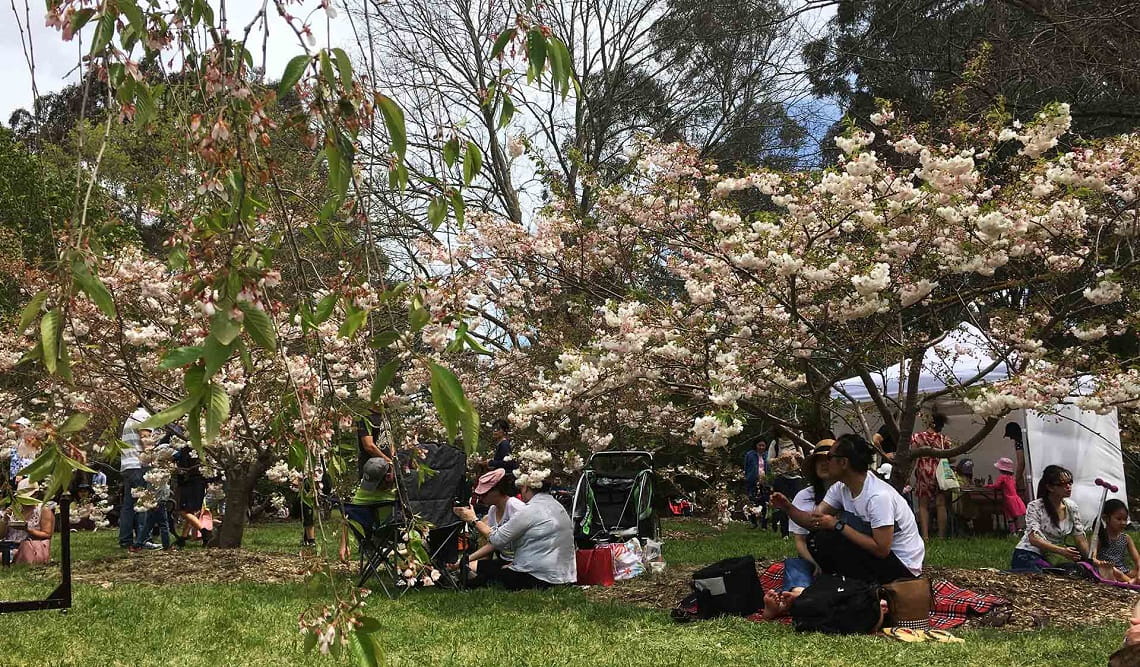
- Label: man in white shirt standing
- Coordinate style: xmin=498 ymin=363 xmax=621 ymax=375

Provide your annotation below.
xmin=118 ymin=404 xmax=154 ymax=551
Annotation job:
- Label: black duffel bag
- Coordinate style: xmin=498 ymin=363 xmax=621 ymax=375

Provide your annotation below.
xmin=790 ymin=574 xmax=882 ymax=635
xmin=688 ymin=555 xmax=763 ymax=617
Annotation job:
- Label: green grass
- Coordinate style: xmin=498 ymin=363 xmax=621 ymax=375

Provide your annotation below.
xmin=0 ymin=519 xmax=1124 ymax=666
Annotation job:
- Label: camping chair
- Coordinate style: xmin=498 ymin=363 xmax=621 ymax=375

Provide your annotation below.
xmin=342 ymin=500 xmax=403 ymax=597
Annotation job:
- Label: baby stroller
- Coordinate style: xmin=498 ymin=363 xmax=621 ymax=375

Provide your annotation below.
xmin=571 ymin=450 xmax=658 ymax=547
xmin=344 ymin=442 xmax=475 ymax=597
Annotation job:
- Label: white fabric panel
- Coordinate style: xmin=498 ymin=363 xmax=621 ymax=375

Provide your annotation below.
xmin=1026 ymin=405 xmax=1126 ymax=526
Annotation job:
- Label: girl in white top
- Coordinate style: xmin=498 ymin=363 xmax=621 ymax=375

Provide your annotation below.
xmin=456 ymin=468 xmax=526 ymax=563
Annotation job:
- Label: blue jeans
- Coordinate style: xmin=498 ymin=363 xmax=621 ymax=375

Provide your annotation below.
xmin=139 ymin=503 xmax=170 ymax=548
xmin=1010 ymin=548 xmax=1051 ymax=573
xmin=782 ymin=512 xmax=871 ymax=591
xmin=118 ymin=468 xmax=147 ymax=547
xmin=782 ymin=558 xmax=816 ymax=592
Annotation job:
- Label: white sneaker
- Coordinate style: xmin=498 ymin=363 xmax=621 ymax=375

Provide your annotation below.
xmin=143 ymin=541 xmax=162 ymax=550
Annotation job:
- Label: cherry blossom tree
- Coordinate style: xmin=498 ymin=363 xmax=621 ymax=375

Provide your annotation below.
xmin=430 ymin=101 xmax=1140 ymax=486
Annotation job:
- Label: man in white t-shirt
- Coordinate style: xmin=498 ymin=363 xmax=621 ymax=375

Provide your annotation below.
xmin=118 ymin=404 xmax=153 ymax=550
xmin=805 ymin=434 xmax=925 ymax=584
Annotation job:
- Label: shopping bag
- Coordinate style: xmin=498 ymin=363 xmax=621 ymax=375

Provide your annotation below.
xmin=576 ymin=547 xmax=615 ymax=586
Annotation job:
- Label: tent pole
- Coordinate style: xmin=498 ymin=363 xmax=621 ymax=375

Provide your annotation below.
xmin=1022 ymin=411 xmax=1034 ymax=502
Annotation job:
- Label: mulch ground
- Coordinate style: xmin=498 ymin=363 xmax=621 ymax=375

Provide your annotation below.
xmin=582 ymin=563 xmax=1139 ymax=631
xmin=33 ymin=548 xmax=347 ymax=587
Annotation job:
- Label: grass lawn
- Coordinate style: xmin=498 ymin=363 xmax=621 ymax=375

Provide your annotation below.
xmin=0 ymin=519 xmax=1126 ymax=666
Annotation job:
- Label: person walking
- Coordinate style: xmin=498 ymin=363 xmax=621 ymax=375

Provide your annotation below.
xmin=744 ymin=440 xmax=768 ymax=528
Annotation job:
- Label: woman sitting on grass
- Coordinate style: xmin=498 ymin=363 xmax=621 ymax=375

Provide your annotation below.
xmin=770 ymin=440 xmax=834 ymax=593
xmin=1010 ymin=464 xmax=1091 ymax=573
xmin=454 ymin=478 xmax=576 ymax=590
xmin=458 ymin=469 xmax=525 ymax=567
xmin=1 ymin=478 xmax=54 ymax=565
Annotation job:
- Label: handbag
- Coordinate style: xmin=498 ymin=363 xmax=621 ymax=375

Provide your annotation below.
xmin=690 ymin=555 xmax=763 ymax=616
xmin=881 ymin=577 xmax=932 ymax=630
xmin=576 ymin=547 xmax=615 ymax=586
xmin=936 ymin=458 xmax=960 ymax=491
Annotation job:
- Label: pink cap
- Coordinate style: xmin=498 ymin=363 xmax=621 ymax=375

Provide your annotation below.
xmin=474 ymin=468 xmax=506 ymax=495
xmin=994 ymin=457 xmax=1014 ymax=473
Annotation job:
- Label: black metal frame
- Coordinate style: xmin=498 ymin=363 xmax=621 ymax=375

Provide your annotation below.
xmin=0 ymin=494 xmax=72 ymax=614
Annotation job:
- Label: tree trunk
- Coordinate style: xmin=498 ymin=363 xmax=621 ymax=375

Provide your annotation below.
xmin=216 ymin=459 xmax=267 ymax=549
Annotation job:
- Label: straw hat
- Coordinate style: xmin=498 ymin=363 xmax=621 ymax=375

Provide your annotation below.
xmin=801 ymin=440 xmax=834 ymax=477
xmin=16 ymin=477 xmax=39 ymax=495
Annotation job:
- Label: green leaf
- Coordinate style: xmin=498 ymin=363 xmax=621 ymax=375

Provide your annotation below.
xmin=18 ymin=447 xmax=57 ymax=483
xmin=548 ymin=37 xmax=573 ymax=98
xmin=339 ymin=309 xmax=369 ymax=338
xmin=427 ymin=195 xmax=448 ymax=230
xmin=376 ymin=95 xmax=407 ymax=160
xmin=18 ymin=290 xmax=49 ymax=332
xmin=205 ymin=384 xmax=231 ymax=444
xmin=491 ymin=28 xmax=517 ymax=59
xmin=58 ymin=413 xmax=90 ymax=435
xmin=203 ymin=335 xmax=233 ymax=378
xmin=325 ymin=140 xmax=348 ymax=199
xmin=350 ymin=629 xmax=381 ymax=667
xmin=184 ymin=366 xmax=208 ymax=397
xmin=388 ymin=162 xmax=409 ymax=191
xmin=443 ymin=137 xmax=460 ymax=168
xmin=498 ymin=94 xmax=515 ymax=129
xmin=319 ymin=50 xmax=336 ymax=89
xmin=463 ymin=141 xmax=483 ymax=186
xmin=159 ymin=346 xmax=205 ymax=370
xmin=450 ymin=191 xmax=466 ymax=228
xmin=302 ymin=631 xmax=318 ymax=656
xmin=138 ymin=395 xmax=200 ymax=430
xmin=428 ymin=362 xmax=477 ymax=451
xmin=314 ymin=293 xmax=338 ymax=324
xmin=40 ymin=308 xmax=61 ymax=374
xmin=332 ymin=47 xmax=353 ymax=87
xmin=277 ymin=55 xmax=310 ymax=98
xmin=212 ymin=310 xmax=242 ymax=346
xmin=371 ymin=329 xmax=400 ymax=349
xmin=526 ymin=29 xmax=547 ymax=83
xmin=186 ymin=407 xmax=203 ymax=454
xmin=370 ymin=358 xmax=401 ymax=403
xmin=239 ymin=303 xmax=277 ymax=353
xmin=408 ymin=302 xmax=429 ymax=332
xmin=69 ymin=8 xmax=96 ymax=34
xmin=120 ymin=2 xmax=145 ymax=33
xmin=90 ymin=11 xmax=115 ymax=55
xmin=357 ymin=616 xmax=382 ymax=634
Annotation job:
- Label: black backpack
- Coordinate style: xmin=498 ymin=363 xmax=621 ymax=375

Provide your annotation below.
xmin=687 ymin=556 xmax=764 ymax=617
xmin=790 ymin=574 xmax=882 ymax=634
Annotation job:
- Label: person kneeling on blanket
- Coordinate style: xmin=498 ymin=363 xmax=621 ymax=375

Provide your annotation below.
xmin=775 ymin=434 xmax=925 ymax=586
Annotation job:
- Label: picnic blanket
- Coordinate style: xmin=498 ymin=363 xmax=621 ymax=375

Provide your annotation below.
xmin=751 ymin=562 xmax=1009 ymax=630
xmin=1076 ymin=561 xmax=1140 ymax=591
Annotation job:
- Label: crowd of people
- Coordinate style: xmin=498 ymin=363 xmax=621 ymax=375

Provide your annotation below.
xmin=744 ymin=415 xmax=1135 ymax=625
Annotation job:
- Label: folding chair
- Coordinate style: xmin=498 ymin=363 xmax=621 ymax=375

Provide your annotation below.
xmin=342 ymin=500 xmax=403 ymax=598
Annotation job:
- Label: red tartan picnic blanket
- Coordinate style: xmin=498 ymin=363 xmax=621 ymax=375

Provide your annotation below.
xmin=750 ymin=562 xmax=1009 ymax=630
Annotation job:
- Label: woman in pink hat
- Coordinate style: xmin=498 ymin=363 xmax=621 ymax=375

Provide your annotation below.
xmin=986 ymin=457 xmax=1027 ymax=532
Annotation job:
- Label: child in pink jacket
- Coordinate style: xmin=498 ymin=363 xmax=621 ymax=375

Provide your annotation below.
xmin=987 ymin=458 xmax=1027 ymax=532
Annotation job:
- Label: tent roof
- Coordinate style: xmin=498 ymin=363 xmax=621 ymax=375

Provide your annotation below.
xmin=830 ymin=322 xmax=1013 ymax=403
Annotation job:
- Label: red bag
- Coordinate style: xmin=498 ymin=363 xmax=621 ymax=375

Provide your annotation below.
xmin=576 ymin=547 xmax=615 ymax=586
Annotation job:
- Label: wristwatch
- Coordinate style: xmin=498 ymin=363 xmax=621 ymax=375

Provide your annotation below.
xmin=834 ymin=520 xmax=846 ymax=533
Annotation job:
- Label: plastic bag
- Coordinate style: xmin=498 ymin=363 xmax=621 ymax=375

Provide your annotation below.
xmin=936 ymin=458 xmax=960 ymax=491
xmin=643 ymin=538 xmax=666 ymax=573
xmin=612 ymin=539 xmax=646 ymax=580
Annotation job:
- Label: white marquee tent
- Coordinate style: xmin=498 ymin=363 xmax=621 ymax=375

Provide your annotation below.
xmin=830 ymin=323 xmax=1125 ymax=525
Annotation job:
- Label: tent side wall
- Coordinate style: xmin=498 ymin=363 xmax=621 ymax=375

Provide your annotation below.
xmin=1026 ymin=405 xmax=1126 ymax=526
